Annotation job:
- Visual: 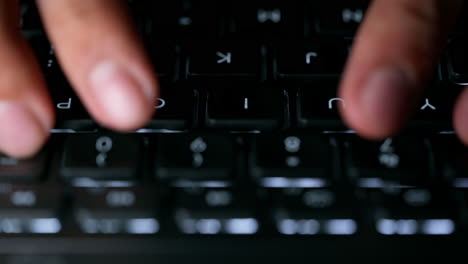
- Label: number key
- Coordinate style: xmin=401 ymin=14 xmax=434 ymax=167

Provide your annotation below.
xmin=312 ymin=2 xmax=369 ymax=36
xmin=154 ymin=134 xmax=237 ymax=186
xmin=344 ymin=136 xmax=433 ymax=187
xmin=251 ymin=133 xmax=338 ymax=187
xmin=0 ymin=150 xmax=48 ymax=183
xmin=60 ymin=133 xmax=142 ymax=184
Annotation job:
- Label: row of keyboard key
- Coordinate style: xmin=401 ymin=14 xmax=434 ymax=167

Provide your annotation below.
xmin=26 ymin=0 xmax=468 ymax=41
xmin=44 ymin=80 xmax=459 ymax=132
xmin=0 ymin=133 xmax=468 ymax=236
xmin=119 ymin=1 xmax=369 ymax=39
xmin=30 ymin=38 xmax=350 ymax=81
xmin=55 ymin=133 xmax=468 ymax=189
xmin=0 ymin=186 xmax=462 ymax=236
xmin=22 ymin=0 xmax=468 ymax=44
xmin=23 ymin=0 xmax=368 ymax=38
xmin=1 ymin=133 xmax=467 ymax=188
xmin=25 ymin=37 xmax=461 ymax=131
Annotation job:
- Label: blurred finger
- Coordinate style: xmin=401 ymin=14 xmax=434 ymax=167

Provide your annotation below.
xmin=0 ymin=1 xmax=54 ymax=157
xmin=37 ymin=0 xmax=158 ymax=131
xmin=339 ymin=0 xmax=462 ymax=139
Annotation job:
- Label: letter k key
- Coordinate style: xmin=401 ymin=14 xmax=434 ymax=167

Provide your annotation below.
xmin=216 ymin=51 xmax=232 ymax=64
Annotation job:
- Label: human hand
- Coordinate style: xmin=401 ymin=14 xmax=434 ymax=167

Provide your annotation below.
xmin=0 ymin=0 xmax=158 ymax=158
xmin=1 ymin=0 xmax=465 ymax=158
xmin=339 ymin=0 xmax=464 ymax=141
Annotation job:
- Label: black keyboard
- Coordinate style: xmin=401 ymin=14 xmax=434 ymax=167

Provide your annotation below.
xmin=5 ymin=0 xmax=468 ymax=262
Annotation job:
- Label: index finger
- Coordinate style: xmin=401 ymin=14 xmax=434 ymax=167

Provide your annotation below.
xmin=339 ymin=0 xmax=462 ymax=140
xmin=36 ymin=0 xmax=158 ymax=131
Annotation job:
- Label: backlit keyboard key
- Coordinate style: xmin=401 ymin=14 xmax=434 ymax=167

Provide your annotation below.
xmin=296 ymin=80 xmax=346 ymax=129
xmin=251 ymin=133 xmax=338 ymax=187
xmin=432 ymin=135 xmax=468 ymax=187
xmin=49 ymin=76 xmax=94 ymax=131
xmin=0 ymin=186 xmax=62 ymax=234
xmin=206 ymin=82 xmax=285 ymax=130
xmin=145 ymin=0 xmax=223 ymax=39
xmin=174 ymin=188 xmax=259 ymax=235
xmin=344 ymin=136 xmax=433 ymax=187
xmin=0 ymin=151 xmax=48 ymax=183
xmin=148 ymin=41 xmax=179 ymax=81
xmin=411 ymin=81 xmax=459 ymax=130
xmin=186 ymin=42 xmax=262 ymax=80
xmin=74 ymin=187 xmax=159 ymax=234
xmin=370 ymin=189 xmax=458 ymax=236
xmin=61 ymin=134 xmax=143 ymax=185
xmin=154 ymin=134 xmax=237 ymax=186
xmin=272 ymin=189 xmax=359 ymax=235
xmin=228 ymin=1 xmax=303 ymax=40
xmin=312 ymin=1 xmax=369 ymax=36
xmin=275 ymin=41 xmax=349 ymax=79
xmin=148 ymin=83 xmax=197 ymax=130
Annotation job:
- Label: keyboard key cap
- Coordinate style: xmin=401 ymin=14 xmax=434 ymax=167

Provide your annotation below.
xmin=49 ymin=76 xmax=94 ymax=131
xmin=275 ymin=41 xmax=349 ymax=79
xmin=296 ymin=80 xmax=346 ymax=129
xmin=147 ymin=0 xmax=224 ymax=39
xmin=459 ymin=191 xmax=468 ymax=232
xmin=312 ymin=1 xmax=369 ymax=36
xmin=432 ymin=135 xmax=468 ymax=187
xmin=206 ymin=82 xmax=285 ymax=130
xmin=272 ymin=188 xmax=359 ymax=235
xmin=174 ymin=188 xmax=259 ymax=235
xmin=228 ymin=1 xmax=303 ymax=39
xmin=370 ymin=188 xmax=458 ymax=236
xmin=186 ymin=42 xmax=262 ymax=80
xmin=251 ymin=133 xmax=339 ymax=187
xmin=411 ymin=81 xmax=460 ymax=130
xmin=0 ymin=186 xmax=62 ymax=234
xmin=147 ymin=83 xmax=197 ymax=130
xmin=74 ymin=187 xmax=159 ymax=234
xmin=0 ymin=151 xmax=48 ymax=183
xmin=447 ymin=38 xmax=468 ymax=84
xmin=154 ymin=134 xmax=237 ymax=186
xmin=147 ymin=41 xmax=179 ymax=81
xmin=61 ymin=134 xmax=143 ymax=185
xmin=344 ymin=136 xmax=434 ymax=187
xmin=29 ymin=38 xmax=95 ymax=130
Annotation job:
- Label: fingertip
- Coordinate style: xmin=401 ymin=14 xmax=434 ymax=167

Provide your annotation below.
xmin=36 ymin=0 xmax=159 ymax=133
xmin=454 ymin=87 xmax=468 ymax=145
xmin=338 ymin=0 xmax=462 ymax=142
xmin=94 ymin=105 xmax=155 ymax=133
xmin=0 ymin=102 xmax=51 ymax=159
xmin=340 ymin=107 xmax=395 ymax=141
xmin=340 ymin=67 xmax=417 ymax=141
xmin=87 ymin=61 xmax=156 ymax=132
xmin=340 ymin=103 xmax=400 ymax=142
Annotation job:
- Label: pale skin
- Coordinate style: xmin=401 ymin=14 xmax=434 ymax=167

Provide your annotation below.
xmin=0 ymin=0 xmax=465 ymax=158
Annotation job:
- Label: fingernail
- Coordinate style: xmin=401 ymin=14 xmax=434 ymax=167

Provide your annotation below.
xmin=361 ymin=67 xmax=416 ymax=131
xmin=0 ymin=102 xmax=49 ymax=157
xmin=89 ymin=61 xmax=155 ymax=129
